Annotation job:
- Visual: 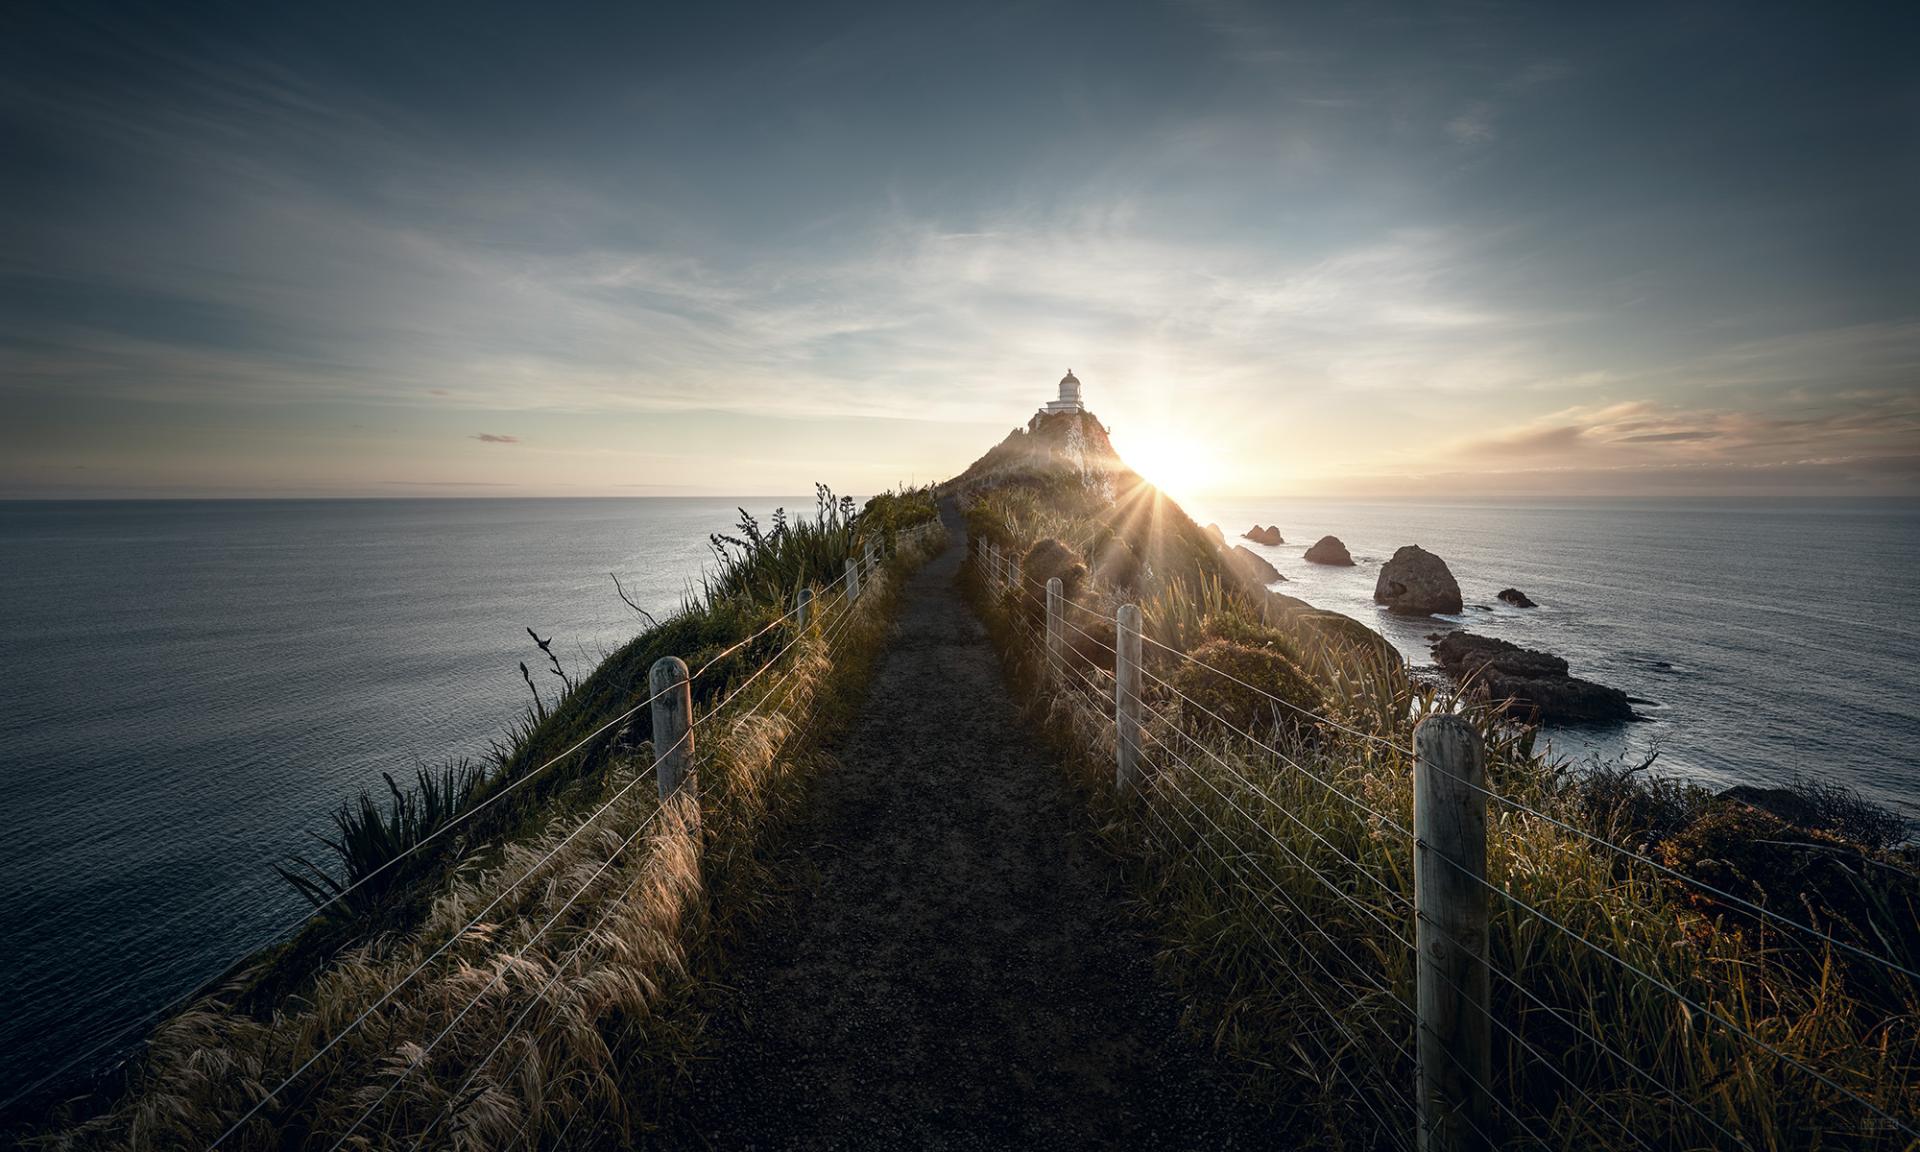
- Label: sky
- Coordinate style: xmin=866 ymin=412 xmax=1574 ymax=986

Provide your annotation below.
xmin=2 ymin=0 xmax=1916 ymax=501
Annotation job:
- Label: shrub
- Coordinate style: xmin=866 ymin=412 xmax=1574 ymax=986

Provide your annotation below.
xmin=1780 ymin=773 xmax=1912 ymax=850
xmin=859 ymin=485 xmax=939 ymax=540
xmin=1170 ymin=639 xmax=1324 ymax=740
xmin=1569 ymin=749 xmax=1712 ymax=847
xmin=1200 ymin=612 xmax=1307 ymax=667
xmin=1020 ymin=537 xmax=1086 ymax=622
xmin=1658 ymin=800 xmax=1920 ymax=1003
xmin=1090 ymin=535 xmax=1141 ymax=590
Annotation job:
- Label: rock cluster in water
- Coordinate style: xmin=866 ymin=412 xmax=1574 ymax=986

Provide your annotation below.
xmin=1497 ymin=587 xmax=1537 ymax=608
xmin=1243 ymin=524 xmax=1283 ymax=546
xmin=1304 ymin=535 xmax=1354 ymax=566
xmin=1430 ymin=632 xmax=1634 ymax=722
xmin=1373 ymin=545 xmax=1462 ymax=615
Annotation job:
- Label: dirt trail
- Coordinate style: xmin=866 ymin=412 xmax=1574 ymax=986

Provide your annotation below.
xmin=674 ymin=501 xmax=1268 ymax=1149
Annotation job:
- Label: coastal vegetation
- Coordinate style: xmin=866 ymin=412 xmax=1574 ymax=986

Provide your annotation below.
xmin=954 ymin=410 xmax=1920 ymax=1147
xmin=20 ymin=487 xmax=942 ymax=1149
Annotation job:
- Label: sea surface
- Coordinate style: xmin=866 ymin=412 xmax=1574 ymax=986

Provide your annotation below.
xmin=1 ymin=496 xmax=1917 ymax=1105
xmin=1196 ymin=498 xmax=1920 ymax=812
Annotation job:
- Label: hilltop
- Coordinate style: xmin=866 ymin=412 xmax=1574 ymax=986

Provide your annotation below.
xmin=945 ymin=408 xmax=1397 ymax=666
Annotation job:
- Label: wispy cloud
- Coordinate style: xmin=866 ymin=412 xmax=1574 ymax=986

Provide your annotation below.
xmin=470 ymin=433 xmax=519 ymax=444
xmin=1445 ymin=104 xmax=1497 ymax=145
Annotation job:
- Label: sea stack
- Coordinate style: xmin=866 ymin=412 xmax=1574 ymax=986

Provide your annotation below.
xmin=1304 ymin=535 xmax=1355 ymax=566
xmin=1243 ymin=524 xmax=1283 ymax=546
xmin=1498 ymin=587 xmax=1537 ymax=608
xmin=1373 ymin=545 xmax=1462 ymax=616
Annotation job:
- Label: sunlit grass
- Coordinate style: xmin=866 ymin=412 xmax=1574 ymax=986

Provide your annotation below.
xmin=961 ymin=471 xmax=1920 ymax=1150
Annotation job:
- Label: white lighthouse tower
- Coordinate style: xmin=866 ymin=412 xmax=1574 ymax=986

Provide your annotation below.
xmin=1041 ymin=369 xmax=1085 ymax=415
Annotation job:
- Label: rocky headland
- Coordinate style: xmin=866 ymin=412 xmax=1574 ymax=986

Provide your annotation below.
xmin=1227 ymin=544 xmax=1284 ymax=584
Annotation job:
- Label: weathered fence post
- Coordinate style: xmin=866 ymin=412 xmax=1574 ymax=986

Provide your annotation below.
xmin=844 ymin=557 xmax=860 ymax=602
xmin=794 ymin=585 xmax=813 ymax=629
xmin=1414 ymin=714 xmax=1492 ymax=1152
xmin=649 ymin=656 xmax=696 ymax=819
xmin=1045 ymin=576 xmax=1064 ymax=666
xmin=1114 ymin=603 xmax=1142 ymax=793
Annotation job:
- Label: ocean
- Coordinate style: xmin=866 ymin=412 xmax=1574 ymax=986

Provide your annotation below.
xmin=1195 ymin=498 xmax=1920 ymax=812
xmin=1 ymin=496 xmax=1917 ymax=1104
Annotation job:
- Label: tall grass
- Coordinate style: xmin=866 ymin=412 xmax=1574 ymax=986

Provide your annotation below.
xmin=274 ymin=486 xmax=937 ymax=930
xmin=961 ymin=480 xmax=1920 ymax=1149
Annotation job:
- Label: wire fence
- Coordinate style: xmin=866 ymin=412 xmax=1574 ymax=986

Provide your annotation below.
xmin=974 ymin=539 xmax=1920 ymax=1150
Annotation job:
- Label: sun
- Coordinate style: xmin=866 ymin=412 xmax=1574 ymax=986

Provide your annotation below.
xmin=1116 ymin=430 xmax=1219 ymax=503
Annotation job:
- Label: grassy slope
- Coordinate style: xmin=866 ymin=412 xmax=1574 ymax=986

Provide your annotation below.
xmin=951 ymin=411 xmax=1920 ymax=1149
xmin=18 ymin=490 xmax=942 ymax=1151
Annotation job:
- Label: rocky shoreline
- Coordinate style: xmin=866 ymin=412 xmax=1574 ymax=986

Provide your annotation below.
xmin=1430 ymin=631 xmax=1637 ymax=723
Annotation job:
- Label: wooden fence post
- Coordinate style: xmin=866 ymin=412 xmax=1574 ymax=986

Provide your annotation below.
xmin=1045 ymin=576 xmax=1063 ymax=666
xmin=844 ymin=557 xmax=860 ymax=603
xmin=1414 ymin=714 xmax=1492 ymax=1152
xmin=649 ymin=656 xmax=696 ymax=821
xmin=795 ymin=585 xmax=813 ymax=629
xmin=1114 ymin=603 xmax=1142 ymax=793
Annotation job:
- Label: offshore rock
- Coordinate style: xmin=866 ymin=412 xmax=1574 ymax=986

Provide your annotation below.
xmin=1243 ymin=524 xmax=1283 ymax=546
xmin=1497 ymin=587 xmax=1537 ymax=608
xmin=1430 ymin=632 xmax=1634 ymax=722
xmin=1303 ymin=535 xmax=1354 ymax=566
xmin=1373 ymin=545 xmax=1463 ymax=616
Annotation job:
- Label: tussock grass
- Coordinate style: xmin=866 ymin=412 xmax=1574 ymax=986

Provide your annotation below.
xmin=23 ymin=497 xmax=943 ymax=1150
xmin=960 ymin=469 xmax=1920 ymax=1150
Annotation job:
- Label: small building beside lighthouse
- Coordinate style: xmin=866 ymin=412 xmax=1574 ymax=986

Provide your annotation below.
xmin=1040 ymin=369 xmax=1084 ymax=415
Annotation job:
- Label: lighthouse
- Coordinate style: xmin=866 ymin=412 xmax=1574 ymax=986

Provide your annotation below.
xmin=1040 ymin=369 xmax=1085 ymax=415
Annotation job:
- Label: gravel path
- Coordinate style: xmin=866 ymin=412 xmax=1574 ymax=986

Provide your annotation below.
xmin=674 ymin=501 xmax=1269 ymax=1150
